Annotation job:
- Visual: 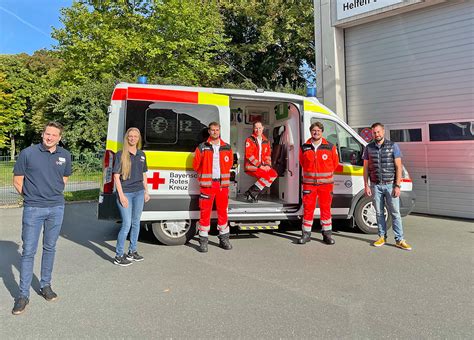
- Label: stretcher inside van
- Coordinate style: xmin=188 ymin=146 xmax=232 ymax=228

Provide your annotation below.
xmin=98 ymin=83 xmax=415 ymax=245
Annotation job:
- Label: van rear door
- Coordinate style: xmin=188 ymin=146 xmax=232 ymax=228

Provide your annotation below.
xmin=98 ymin=85 xmax=230 ymax=221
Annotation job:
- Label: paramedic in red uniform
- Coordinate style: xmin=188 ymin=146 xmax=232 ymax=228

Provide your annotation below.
xmin=299 ymin=121 xmax=339 ymax=245
xmin=193 ymin=122 xmax=234 ymax=253
xmin=244 ymin=121 xmax=278 ymax=202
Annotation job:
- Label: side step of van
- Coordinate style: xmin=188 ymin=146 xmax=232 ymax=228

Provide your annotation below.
xmin=230 ymin=221 xmax=280 ymax=231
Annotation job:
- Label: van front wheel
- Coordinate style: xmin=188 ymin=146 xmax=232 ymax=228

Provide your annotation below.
xmin=151 ymin=220 xmax=197 ymax=246
xmin=354 ymin=196 xmax=392 ymax=234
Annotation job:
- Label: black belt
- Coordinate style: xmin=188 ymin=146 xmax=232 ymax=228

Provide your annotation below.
xmin=212 ymin=178 xmax=220 ymax=182
xmin=374 ymin=180 xmax=393 ymax=184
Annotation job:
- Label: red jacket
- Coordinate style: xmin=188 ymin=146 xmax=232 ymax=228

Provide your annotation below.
xmin=299 ymin=138 xmax=339 ymax=185
xmin=244 ymin=133 xmax=272 ymax=172
xmin=193 ymin=138 xmax=234 ymax=187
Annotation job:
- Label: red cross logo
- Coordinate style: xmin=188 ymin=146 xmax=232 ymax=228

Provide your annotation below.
xmin=147 ymin=172 xmax=166 ymax=190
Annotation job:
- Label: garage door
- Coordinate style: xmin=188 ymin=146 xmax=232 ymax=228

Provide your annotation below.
xmin=345 ymin=1 xmax=474 ymax=219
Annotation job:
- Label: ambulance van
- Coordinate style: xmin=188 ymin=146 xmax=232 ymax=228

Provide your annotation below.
xmin=98 ymin=83 xmax=415 ymax=245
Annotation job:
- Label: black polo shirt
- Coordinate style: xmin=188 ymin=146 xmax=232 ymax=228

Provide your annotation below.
xmin=113 ymin=150 xmax=148 ymax=193
xmin=13 ymin=143 xmax=72 ymax=207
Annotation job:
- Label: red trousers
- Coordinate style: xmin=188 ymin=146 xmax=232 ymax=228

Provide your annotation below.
xmin=199 ymin=181 xmax=229 ymax=231
xmin=302 ymin=183 xmax=333 ymax=232
xmin=246 ymin=167 xmax=278 ymax=189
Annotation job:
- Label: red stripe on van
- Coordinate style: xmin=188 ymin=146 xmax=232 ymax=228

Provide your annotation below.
xmin=111 ymin=88 xmax=127 ymax=100
xmin=127 ymin=87 xmax=198 ymax=103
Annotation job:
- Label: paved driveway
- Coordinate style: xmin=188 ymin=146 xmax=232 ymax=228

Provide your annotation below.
xmin=0 ymin=203 xmax=472 ymax=338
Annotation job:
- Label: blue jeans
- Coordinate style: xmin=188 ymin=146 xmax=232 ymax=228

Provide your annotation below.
xmin=116 ymin=190 xmax=144 ymax=257
xmin=19 ymin=205 xmax=65 ymax=298
xmin=371 ymin=184 xmax=404 ymax=241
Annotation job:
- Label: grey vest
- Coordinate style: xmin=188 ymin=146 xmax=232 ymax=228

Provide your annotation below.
xmin=366 ymin=140 xmax=396 ymax=183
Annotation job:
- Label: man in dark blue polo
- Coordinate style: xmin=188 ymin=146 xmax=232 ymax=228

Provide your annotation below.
xmin=12 ymin=121 xmax=72 ymax=315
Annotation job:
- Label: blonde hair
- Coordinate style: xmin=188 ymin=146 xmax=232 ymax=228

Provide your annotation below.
xmin=120 ymin=127 xmax=142 ymax=180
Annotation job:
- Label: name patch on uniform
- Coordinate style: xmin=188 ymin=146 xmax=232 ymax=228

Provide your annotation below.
xmin=56 ymin=157 xmax=66 ymax=165
xmin=140 ymin=156 xmax=145 ymax=162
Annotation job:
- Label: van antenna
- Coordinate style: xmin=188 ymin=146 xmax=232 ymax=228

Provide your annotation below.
xmin=221 ymin=59 xmax=260 ymax=90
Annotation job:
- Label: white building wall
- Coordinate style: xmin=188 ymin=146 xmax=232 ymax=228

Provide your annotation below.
xmin=314 ymin=0 xmax=474 ymax=219
xmin=345 ymin=1 xmax=474 ymax=126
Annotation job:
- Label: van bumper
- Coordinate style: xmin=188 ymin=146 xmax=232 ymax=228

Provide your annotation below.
xmin=400 ymin=190 xmax=416 ymax=217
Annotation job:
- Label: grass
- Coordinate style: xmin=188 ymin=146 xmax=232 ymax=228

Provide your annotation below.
xmin=0 ymin=161 xmax=15 ymax=186
xmin=64 ymin=188 xmax=100 ymax=202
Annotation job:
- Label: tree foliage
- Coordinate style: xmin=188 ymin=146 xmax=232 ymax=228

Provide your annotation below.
xmin=219 ymin=0 xmax=315 ymax=90
xmin=32 ymin=78 xmax=112 ymax=154
xmin=53 ymin=0 xmax=229 ymax=85
xmin=0 ymin=54 xmax=33 ymax=157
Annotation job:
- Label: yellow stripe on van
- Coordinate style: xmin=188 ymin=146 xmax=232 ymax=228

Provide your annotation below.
xmin=198 ymin=93 xmax=229 ymax=107
xmin=335 ymin=165 xmax=364 ymax=176
xmin=303 ymin=100 xmax=332 ymax=115
xmin=106 ymin=140 xmax=122 ymax=152
xmin=144 ymin=151 xmax=194 ymax=170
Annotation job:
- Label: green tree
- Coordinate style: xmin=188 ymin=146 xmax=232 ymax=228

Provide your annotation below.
xmin=53 ymin=0 xmax=229 ymax=85
xmin=0 ymin=72 xmax=16 ymax=154
xmin=31 ymin=77 xmax=112 ymax=155
xmin=219 ymin=0 xmax=315 ymax=90
xmin=0 ymin=54 xmax=32 ymax=159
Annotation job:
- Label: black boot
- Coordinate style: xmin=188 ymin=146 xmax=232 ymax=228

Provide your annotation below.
xmin=298 ymin=231 xmax=311 ymax=244
xmin=322 ymin=230 xmax=335 ymax=245
xmin=218 ymin=233 xmax=233 ymax=250
xmin=244 ymin=184 xmax=261 ymax=203
xmin=198 ymin=236 xmax=208 ymax=253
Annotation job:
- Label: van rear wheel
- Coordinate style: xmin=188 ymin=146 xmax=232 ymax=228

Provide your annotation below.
xmin=354 ymin=196 xmax=392 ymax=234
xmin=151 ymin=220 xmax=197 ymax=246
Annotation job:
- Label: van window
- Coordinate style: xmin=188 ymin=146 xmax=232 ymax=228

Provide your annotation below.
xmin=311 ymin=118 xmax=363 ymax=166
xmin=126 ymin=100 xmax=219 ymax=152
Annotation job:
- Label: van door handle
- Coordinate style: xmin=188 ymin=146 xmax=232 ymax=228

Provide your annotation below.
xmin=421 ymin=175 xmax=427 ymax=179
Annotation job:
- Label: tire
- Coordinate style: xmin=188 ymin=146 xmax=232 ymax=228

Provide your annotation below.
xmin=151 ymin=220 xmax=197 ymax=246
xmin=354 ymin=196 xmax=392 ymax=234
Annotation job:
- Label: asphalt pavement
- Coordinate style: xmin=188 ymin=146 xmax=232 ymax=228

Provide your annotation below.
xmin=0 ymin=202 xmax=472 ymax=339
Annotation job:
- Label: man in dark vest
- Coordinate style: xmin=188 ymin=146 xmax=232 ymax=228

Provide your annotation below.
xmin=363 ymin=122 xmax=412 ymax=250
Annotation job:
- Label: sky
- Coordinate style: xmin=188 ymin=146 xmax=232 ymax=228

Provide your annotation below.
xmin=0 ymin=0 xmax=72 ymax=54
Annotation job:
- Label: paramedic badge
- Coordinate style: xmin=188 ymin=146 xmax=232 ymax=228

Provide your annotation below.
xmin=224 ymin=156 xmax=229 ymax=162
xmin=246 ymin=142 xmax=250 ymax=147
xmin=322 ymin=154 xmax=328 ymax=161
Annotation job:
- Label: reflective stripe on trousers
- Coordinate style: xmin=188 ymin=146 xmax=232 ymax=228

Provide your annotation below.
xmin=302 ymin=183 xmax=333 ymax=232
xmin=199 ymin=181 xmax=229 ymax=230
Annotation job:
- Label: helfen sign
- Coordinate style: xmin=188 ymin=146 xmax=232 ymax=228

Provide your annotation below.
xmin=336 ymin=0 xmax=404 ymax=20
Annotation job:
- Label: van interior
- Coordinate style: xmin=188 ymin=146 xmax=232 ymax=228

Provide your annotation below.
xmin=227 ymin=99 xmax=301 ymax=214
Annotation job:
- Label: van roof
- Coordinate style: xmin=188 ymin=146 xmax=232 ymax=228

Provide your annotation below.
xmin=114 ymin=82 xmax=330 ymax=110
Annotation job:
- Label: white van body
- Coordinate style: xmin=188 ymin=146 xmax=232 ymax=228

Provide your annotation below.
xmin=98 ymin=83 xmax=415 ymax=245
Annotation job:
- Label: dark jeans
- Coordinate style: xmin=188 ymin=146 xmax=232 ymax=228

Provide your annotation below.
xmin=19 ymin=205 xmax=65 ymax=298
